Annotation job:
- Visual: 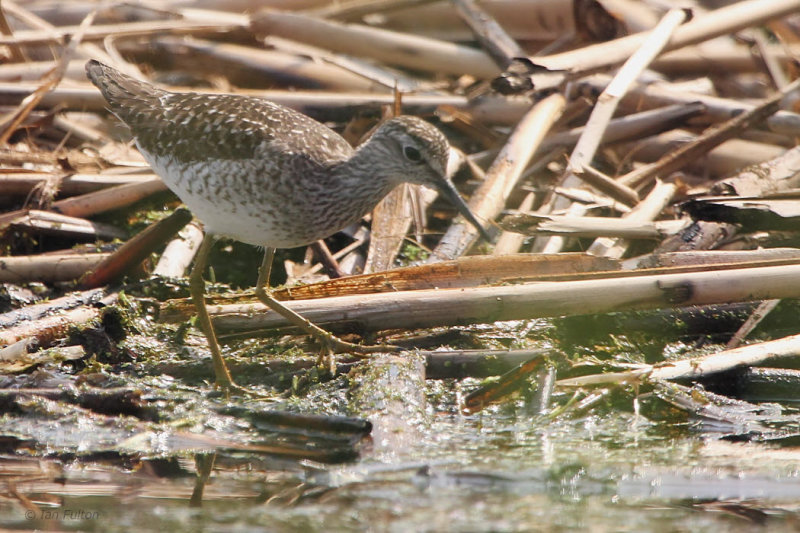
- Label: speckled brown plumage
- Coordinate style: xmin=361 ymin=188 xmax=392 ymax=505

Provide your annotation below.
xmin=86 ymin=60 xmax=487 ymax=248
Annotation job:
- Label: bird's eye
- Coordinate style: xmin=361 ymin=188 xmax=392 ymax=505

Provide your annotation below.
xmin=403 ymin=145 xmax=423 ymax=163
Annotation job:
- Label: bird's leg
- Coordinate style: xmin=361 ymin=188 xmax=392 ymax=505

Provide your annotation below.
xmin=189 ymin=234 xmax=257 ymax=396
xmin=254 ymin=247 xmax=399 ymax=370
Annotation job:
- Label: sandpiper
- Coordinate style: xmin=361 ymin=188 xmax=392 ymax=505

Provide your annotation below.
xmin=86 ymin=59 xmax=489 ymax=393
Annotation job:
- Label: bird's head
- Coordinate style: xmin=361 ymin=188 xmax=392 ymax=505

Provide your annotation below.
xmin=369 ymin=116 xmax=490 ymax=241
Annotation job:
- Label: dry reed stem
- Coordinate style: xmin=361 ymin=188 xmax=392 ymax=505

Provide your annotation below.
xmin=156 ymin=254 xmax=620 ymax=320
xmin=197 ymin=263 xmax=800 ymax=334
xmin=152 ymin=221 xmax=204 ymax=278
xmin=0 ymin=1 xmax=26 ymax=63
xmin=500 ymin=214 xmax=686 ymax=240
xmin=0 ymin=304 xmax=104 ymax=348
xmin=624 ymin=248 xmax=800 ymax=270
xmin=79 ymin=208 xmax=192 ymax=289
xmin=580 ymin=75 xmax=800 ymax=136
xmin=558 ymin=331 xmax=800 ymax=387
xmin=539 ymin=103 xmax=705 ymax=155
xmin=616 ymin=130 xmax=785 ymax=179
xmin=0 ymin=18 xmax=244 ymax=47
xmin=0 ymin=7 xmax=97 ymax=144
xmin=335 ymin=0 xmax=607 ymax=41
xmin=569 ymin=8 xmax=688 ymax=177
xmin=711 ymin=145 xmax=800 ymax=196
xmin=726 ymin=299 xmax=781 ymax=350
xmin=452 ymin=0 xmax=525 ymax=68
xmin=432 ymin=93 xmax=566 ymax=261
xmin=0 ymin=287 xmax=108 ymax=331
xmin=535 ymin=9 xmax=687 ymax=254
xmin=308 ymin=0 xmax=438 ymax=20
xmin=0 ymin=252 xmax=111 ymax=283
xmin=586 ymin=181 xmax=677 ymax=259
xmin=48 ymin=178 xmax=166 ymax=218
xmin=250 ymin=10 xmax=500 ymax=78
xmin=574 ymin=165 xmax=639 ymax=206
xmin=617 ymin=78 xmax=800 ymax=189
xmin=532 ymin=0 xmax=800 ymax=73
xmin=3 ymin=0 xmax=142 ymax=78
xmin=0 ymin=345 xmax=86 ymax=374
xmin=492 ymin=191 xmax=535 ymax=256
xmin=263 ymin=35 xmax=426 ymax=93
xmin=154 ymin=36 xmax=388 ymax=92
xmin=5 ymin=209 xmax=124 ymax=241
xmin=365 ymin=183 xmax=436 ymax=274
xmin=753 ymin=28 xmax=790 ymax=89
xmin=0 ymin=172 xmax=159 ymax=196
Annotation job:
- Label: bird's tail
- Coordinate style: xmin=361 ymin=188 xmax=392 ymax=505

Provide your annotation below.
xmin=85 ymin=60 xmax=165 ymax=124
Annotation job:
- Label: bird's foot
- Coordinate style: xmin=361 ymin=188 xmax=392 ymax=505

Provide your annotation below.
xmin=315 ymin=348 xmax=337 ymax=375
xmin=214 ymin=376 xmax=275 ymax=400
xmin=323 ymin=334 xmax=400 ymax=358
xmin=313 ymin=333 xmax=399 ymax=373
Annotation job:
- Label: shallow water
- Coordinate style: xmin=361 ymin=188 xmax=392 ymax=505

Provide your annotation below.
xmin=2 ymin=378 xmax=799 ymax=532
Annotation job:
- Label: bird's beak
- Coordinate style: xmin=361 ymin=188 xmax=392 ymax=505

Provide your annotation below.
xmin=435 ymin=178 xmax=492 ymax=242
